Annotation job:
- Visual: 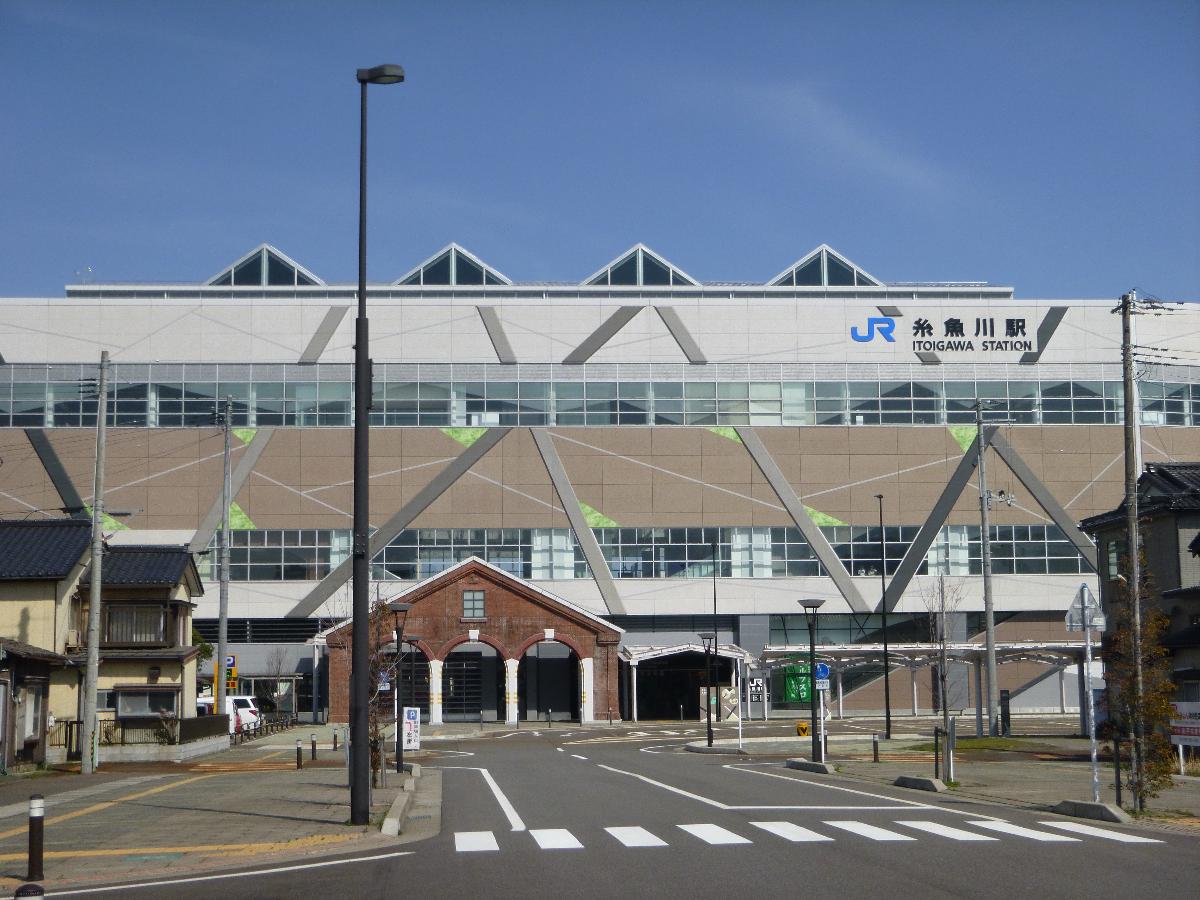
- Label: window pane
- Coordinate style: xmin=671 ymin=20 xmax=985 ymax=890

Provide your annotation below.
xmin=455 ymin=253 xmax=483 ymax=284
xmin=424 ymin=252 xmax=451 ymax=284
xmin=826 ymin=254 xmax=854 ymax=286
xmin=641 ymin=253 xmax=670 ymax=285
xmin=795 ymin=256 xmax=822 ymax=286
xmin=266 ymin=252 xmax=294 ymax=286
xmin=611 ymin=254 xmax=638 ymax=285
xmin=233 ymin=252 xmax=263 ymax=286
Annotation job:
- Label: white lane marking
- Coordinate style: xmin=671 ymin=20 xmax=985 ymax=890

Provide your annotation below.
xmin=606 ymin=826 xmax=668 ymax=847
xmin=967 ymin=820 xmax=1079 ymax=842
xmin=438 ymin=767 xmax=526 ymax=832
xmin=42 ymin=850 xmax=414 ymax=896
xmin=826 ymin=821 xmax=916 ymax=842
xmin=724 ymin=765 xmax=987 ymax=818
xmin=678 ymin=823 xmax=752 ymax=845
xmin=1038 ymin=821 xmax=1162 ymax=843
xmin=895 ymin=820 xmax=997 ymax=842
xmin=751 ymin=821 xmax=833 ymax=842
xmin=572 ymin=754 xmax=589 ymax=760
xmin=530 ymin=828 xmax=584 ymax=849
xmin=556 ymin=747 xmax=564 ymax=752
xmin=456 ymin=831 xmax=500 ymax=852
xmin=598 ymin=764 xmax=728 ymax=809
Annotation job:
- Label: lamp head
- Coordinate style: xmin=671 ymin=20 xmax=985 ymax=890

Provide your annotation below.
xmin=697 ymin=631 xmax=716 ymax=650
xmin=387 ymin=600 xmax=412 ymax=614
xmin=357 ymin=64 xmax=405 ymax=85
xmin=800 ymin=598 xmax=825 ymax=611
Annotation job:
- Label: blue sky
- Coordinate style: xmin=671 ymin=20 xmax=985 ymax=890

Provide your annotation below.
xmin=1 ymin=0 xmax=1197 ymax=298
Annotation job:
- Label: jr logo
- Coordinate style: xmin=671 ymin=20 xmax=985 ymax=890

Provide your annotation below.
xmin=850 ymin=316 xmax=896 ymax=343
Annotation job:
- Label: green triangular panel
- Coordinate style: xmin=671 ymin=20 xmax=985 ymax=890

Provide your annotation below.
xmin=580 ymin=502 xmax=618 ymax=528
xmin=84 ymin=505 xmax=129 ymax=531
xmin=228 ymin=501 xmax=256 ymax=530
xmin=441 ymin=427 xmax=489 ymax=448
xmin=707 ymin=426 xmax=743 ymax=444
xmin=804 ymin=505 xmax=846 ymax=527
xmin=948 ymin=425 xmax=977 ymax=453
xmin=233 ymin=428 xmax=256 ymax=446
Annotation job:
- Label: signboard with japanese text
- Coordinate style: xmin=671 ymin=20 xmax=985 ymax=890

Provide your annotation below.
xmin=1170 ymin=702 xmax=1200 ymax=747
xmin=402 ymin=707 xmax=421 ymax=750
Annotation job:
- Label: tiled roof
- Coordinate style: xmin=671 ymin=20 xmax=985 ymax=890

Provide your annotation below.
xmin=0 ymin=637 xmax=70 ymax=664
xmin=0 ymin=519 xmax=91 ymax=581
xmin=1081 ymin=462 xmax=1200 ymax=532
xmin=83 ymin=545 xmax=194 ymax=587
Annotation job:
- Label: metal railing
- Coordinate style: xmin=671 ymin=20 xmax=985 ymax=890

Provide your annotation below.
xmin=230 ymin=713 xmax=300 ymax=745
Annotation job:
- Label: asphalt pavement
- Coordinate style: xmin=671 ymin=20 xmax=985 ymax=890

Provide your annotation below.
xmin=62 ymin=723 xmax=1195 ymax=900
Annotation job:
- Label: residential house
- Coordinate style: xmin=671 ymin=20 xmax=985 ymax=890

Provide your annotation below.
xmin=1081 ymin=462 xmax=1200 ymax=701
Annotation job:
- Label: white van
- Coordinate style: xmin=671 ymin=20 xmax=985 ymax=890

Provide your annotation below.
xmin=196 ymin=695 xmax=262 ymax=734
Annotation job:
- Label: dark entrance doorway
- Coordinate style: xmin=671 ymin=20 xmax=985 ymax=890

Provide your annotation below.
xmin=518 ymin=641 xmax=580 ymax=722
xmin=443 ymin=643 xmax=503 ymax=722
xmin=632 ymin=651 xmax=732 ymax=721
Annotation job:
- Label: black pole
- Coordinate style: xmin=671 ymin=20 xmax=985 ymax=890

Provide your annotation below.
xmin=709 ymin=538 xmax=718 ymax=747
xmin=395 ymin=624 xmax=404 ymax=775
xmin=876 ymin=494 xmax=892 ymax=740
xmin=807 ymin=610 xmax=820 ymax=762
xmin=704 ymin=639 xmax=714 ymax=747
xmin=349 ymin=74 xmax=372 ymax=827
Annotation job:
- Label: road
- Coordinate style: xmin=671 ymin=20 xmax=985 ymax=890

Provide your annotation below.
xmin=43 ymin=724 xmax=1196 ymax=900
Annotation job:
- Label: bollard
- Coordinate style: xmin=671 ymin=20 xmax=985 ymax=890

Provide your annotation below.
xmin=296 ymin=739 xmax=303 ymax=770
xmin=548 ymin=709 xmax=552 ymax=729
xmin=823 ymin=732 xmax=829 ymax=760
xmin=333 ymin=729 xmax=338 ymax=752
xmin=679 ymin=705 xmax=683 ymax=722
xmin=872 ymin=733 xmax=880 ymax=763
xmin=14 ymin=883 xmax=44 ymax=897
xmin=933 ymin=728 xmax=941 ymax=780
xmin=311 ymin=733 xmax=317 ymax=761
xmin=26 ymin=794 xmax=44 ymax=882
xmin=608 ymin=708 xmax=613 ymax=725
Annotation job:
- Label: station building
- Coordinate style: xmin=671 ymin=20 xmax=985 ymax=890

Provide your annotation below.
xmin=1 ymin=242 xmax=1197 ymax=723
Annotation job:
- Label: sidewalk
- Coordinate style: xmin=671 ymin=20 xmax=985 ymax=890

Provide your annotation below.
xmin=0 ymin=736 xmax=403 ymax=893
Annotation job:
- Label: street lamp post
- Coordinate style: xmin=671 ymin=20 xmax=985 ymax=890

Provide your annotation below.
xmin=350 ymin=63 xmax=404 ymax=826
xmin=698 ymin=631 xmax=716 ymax=747
xmin=387 ymin=601 xmax=411 ymax=775
xmin=800 ymin=599 xmax=826 ymax=763
xmin=875 ymin=494 xmax=892 ymax=740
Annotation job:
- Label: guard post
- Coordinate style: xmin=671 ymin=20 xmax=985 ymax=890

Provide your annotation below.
xmin=296 ymin=738 xmax=303 ymax=770
xmin=26 ymin=794 xmax=44 ymax=882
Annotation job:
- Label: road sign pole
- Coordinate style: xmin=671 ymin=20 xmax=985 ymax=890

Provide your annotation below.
xmin=1083 ymin=587 xmax=1101 ymax=804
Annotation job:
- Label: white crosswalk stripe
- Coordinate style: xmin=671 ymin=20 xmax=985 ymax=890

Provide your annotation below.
xmin=453 ymin=817 xmax=1165 ymax=853
xmin=606 ymin=826 xmax=668 ymax=847
xmin=1037 ymin=821 xmax=1162 ymax=843
xmin=751 ymin=821 xmax=833 ymax=842
xmin=826 ymin=821 xmax=916 ymax=841
xmin=530 ymin=828 xmax=584 ymax=849
xmin=967 ymin=821 xmax=1079 ymax=842
xmin=455 ymin=831 xmax=499 ymax=852
xmin=678 ymin=823 xmax=752 ymax=845
xmin=895 ymin=821 xmax=998 ymax=841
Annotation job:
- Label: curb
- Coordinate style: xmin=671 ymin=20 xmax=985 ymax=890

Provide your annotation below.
xmin=381 ymin=763 xmax=422 ymax=836
xmin=1050 ymin=799 xmax=1130 ymax=824
xmin=893 ymin=775 xmax=947 ymax=793
xmin=685 ymin=743 xmax=747 ymax=755
xmin=786 ymin=759 xmax=837 ymax=775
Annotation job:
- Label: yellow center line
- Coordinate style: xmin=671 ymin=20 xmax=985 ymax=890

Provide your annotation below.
xmin=0 ymin=832 xmax=358 ymax=864
xmin=0 ymin=774 xmax=217 ymax=841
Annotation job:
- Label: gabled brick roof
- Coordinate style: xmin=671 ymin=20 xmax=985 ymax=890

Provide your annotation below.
xmin=0 ymin=519 xmax=91 ymax=581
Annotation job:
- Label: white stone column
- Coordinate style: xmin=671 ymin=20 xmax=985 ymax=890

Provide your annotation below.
xmin=911 ymin=667 xmax=919 ymax=716
xmin=1058 ymin=665 xmax=1067 ymax=714
xmin=836 ymin=668 xmax=844 ymax=719
xmin=631 ymin=661 xmax=639 ymax=723
xmin=428 ymin=659 xmax=444 ymax=726
xmin=504 ymin=658 xmax=519 ymax=725
xmin=580 ymin=657 xmax=595 ymax=723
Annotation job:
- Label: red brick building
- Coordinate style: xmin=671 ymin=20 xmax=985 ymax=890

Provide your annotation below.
xmin=324 ymin=557 xmax=622 ymax=724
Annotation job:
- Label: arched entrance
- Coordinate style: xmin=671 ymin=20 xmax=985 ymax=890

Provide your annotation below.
xmin=518 ymin=640 xmax=581 ymax=722
xmin=442 ymin=641 xmax=505 ymax=722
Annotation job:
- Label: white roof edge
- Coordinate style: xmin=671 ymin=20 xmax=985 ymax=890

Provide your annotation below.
xmin=204 ymin=243 xmax=326 ymax=286
xmin=621 ymin=642 xmax=752 ymax=662
xmin=310 ymin=555 xmax=622 ymax=641
xmin=392 ymin=242 xmax=512 ymax=286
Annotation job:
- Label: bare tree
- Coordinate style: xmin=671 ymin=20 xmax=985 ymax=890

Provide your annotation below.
xmin=918 ymin=575 xmax=966 ymax=735
xmin=261 ymin=647 xmax=290 ymax=713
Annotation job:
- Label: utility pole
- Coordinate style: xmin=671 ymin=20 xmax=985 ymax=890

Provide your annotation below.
xmin=1120 ymin=290 xmax=1146 ymax=811
xmin=80 ymin=351 xmax=110 ymax=776
xmin=216 ymin=397 xmax=232 ymax=716
xmin=975 ymin=402 xmax=1000 ymax=737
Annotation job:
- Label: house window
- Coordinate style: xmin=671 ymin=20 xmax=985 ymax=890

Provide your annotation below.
xmin=462 ymin=590 xmax=485 ymax=618
xmin=1105 ymin=539 xmax=1126 ymax=581
xmin=104 ymin=605 xmax=165 ymax=643
xmin=95 ymin=690 xmax=117 ymax=711
xmin=116 ymin=690 xmax=177 ymax=718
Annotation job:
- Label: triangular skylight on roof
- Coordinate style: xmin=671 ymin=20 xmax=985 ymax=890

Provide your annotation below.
xmin=769 ymin=245 xmax=881 ymax=288
xmin=394 ymin=244 xmax=510 ymax=286
xmin=206 ymin=244 xmax=324 ymax=287
xmin=584 ymin=244 xmax=697 ymax=287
